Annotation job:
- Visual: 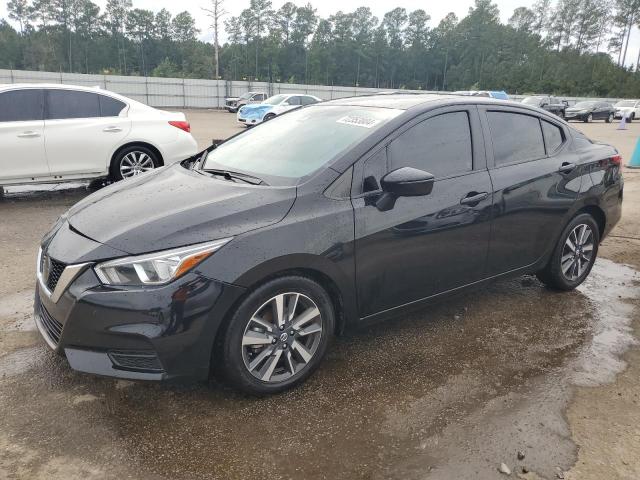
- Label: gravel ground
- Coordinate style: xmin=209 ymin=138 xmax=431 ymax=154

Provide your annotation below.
xmin=0 ymin=111 xmax=639 ymax=480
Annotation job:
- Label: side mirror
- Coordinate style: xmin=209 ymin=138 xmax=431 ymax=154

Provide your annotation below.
xmin=376 ymin=167 xmax=435 ymax=211
xmin=541 ymin=102 xmax=548 ymax=107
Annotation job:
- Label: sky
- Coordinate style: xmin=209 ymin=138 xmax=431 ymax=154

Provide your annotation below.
xmin=1 ymin=0 xmax=639 ymax=67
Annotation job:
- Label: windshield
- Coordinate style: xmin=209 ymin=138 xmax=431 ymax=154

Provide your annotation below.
xmin=239 ymin=92 xmax=253 ymax=100
xmin=616 ymin=100 xmax=636 ymax=107
xmin=573 ymin=101 xmax=597 ymax=109
xmin=201 ymin=105 xmax=403 ymax=185
xmin=522 ymin=96 xmax=544 ymax=105
xmin=263 ymin=94 xmax=288 ymax=105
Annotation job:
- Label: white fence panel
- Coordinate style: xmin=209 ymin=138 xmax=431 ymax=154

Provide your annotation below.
xmin=0 ymin=69 xmax=628 ymax=108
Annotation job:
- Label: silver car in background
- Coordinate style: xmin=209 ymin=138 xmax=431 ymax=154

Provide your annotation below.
xmin=224 ymin=92 xmax=267 ymax=113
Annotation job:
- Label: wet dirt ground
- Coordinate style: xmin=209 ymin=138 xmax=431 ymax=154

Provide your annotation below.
xmin=1 ymin=113 xmax=639 ymax=480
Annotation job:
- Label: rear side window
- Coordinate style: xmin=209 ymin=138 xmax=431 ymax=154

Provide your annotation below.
xmin=542 ymin=120 xmax=564 ymax=153
xmin=487 ymin=111 xmax=545 ymax=166
xmin=301 ymin=96 xmax=317 ymax=106
xmin=388 ymin=111 xmax=473 ymax=178
xmin=99 ymin=95 xmax=126 ymax=117
xmin=0 ymin=89 xmax=43 ymax=122
xmin=46 ymin=90 xmax=100 ymax=120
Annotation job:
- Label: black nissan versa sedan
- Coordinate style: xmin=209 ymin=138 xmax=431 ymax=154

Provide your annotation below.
xmin=35 ymin=94 xmax=623 ymax=394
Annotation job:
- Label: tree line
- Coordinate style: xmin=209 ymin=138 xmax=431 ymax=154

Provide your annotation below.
xmin=2 ymin=0 xmax=640 ymax=97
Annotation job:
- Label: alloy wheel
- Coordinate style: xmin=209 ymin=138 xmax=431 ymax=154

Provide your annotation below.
xmin=560 ymin=224 xmax=594 ymax=281
xmin=120 ymin=151 xmax=155 ymax=178
xmin=241 ymin=292 xmax=323 ymax=383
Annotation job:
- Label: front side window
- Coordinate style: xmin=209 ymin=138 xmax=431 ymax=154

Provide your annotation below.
xmin=46 ymin=90 xmax=100 ymax=120
xmin=0 ymin=89 xmax=43 ymax=122
xmin=387 ymin=111 xmax=473 ymax=178
xmin=286 ymin=96 xmax=301 ymax=106
xmin=202 ymin=106 xmax=402 ymax=184
xmin=487 ymin=111 xmax=545 ymax=166
xmin=542 ymin=120 xmax=564 ymax=153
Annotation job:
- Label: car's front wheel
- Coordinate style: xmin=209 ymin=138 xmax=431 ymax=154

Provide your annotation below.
xmin=263 ymin=113 xmax=276 ymax=122
xmin=218 ymin=276 xmax=334 ymax=395
xmin=536 ymin=213 xmax=600 ymax=290
xmin=110 ymin=145 xmax=160 ymax=182
xmin=585 ymin=113 xmax=593 ymax=123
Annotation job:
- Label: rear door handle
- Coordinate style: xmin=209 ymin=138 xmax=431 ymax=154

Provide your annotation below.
xmin=460 ymin=192 xmax=489 ymax=206
xmin=17 ymin=131 xmax=40 ymax=138
xmin=103 ymin=126 xmax=123 ymax=133
xmin=558 ymin=162 xmax=576 ymax=173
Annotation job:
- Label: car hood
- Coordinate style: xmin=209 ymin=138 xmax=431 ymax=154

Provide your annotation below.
xmin=225 ymin=97 xmax=239 ymax=101
xmin=616 ymin=106 xmax=634 ymax=111
xmin=566 ymin=107 xmax=591 ymax=112
xmin=66 ymin=165 xmax=296 ymax=255
xmin=240 ymin=103 xmax=272 ymax=111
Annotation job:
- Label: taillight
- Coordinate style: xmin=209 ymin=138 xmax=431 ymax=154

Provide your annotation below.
xmin=169 ymin=121 xmax=191 ymax=133
xmin=611 ymin=154 xmax=622 ymax=166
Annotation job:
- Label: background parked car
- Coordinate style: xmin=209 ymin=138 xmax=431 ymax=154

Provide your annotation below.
xmin=521 ymin=95 xmax=567 ymax=117
xmin=237 ymin=93 xmax=321 ymax=126
xmin=224 ymin=92 xmax=267 ymax=113
xmin=564 ymin=101 xmax=615 ymax=123
xmin=454 ymin=90 xmax=510 ymax=100
xmin=0 ymin=84 xmax=198 ymax=187
xmin=614 ymin=99 xmax=640 ymax=121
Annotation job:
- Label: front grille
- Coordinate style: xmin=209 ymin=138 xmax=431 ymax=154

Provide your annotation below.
xmin=38 ymin=300 xmax=63 ymax=345
xmin=108 ymin=350 xmax=164 ymax=372
xmin=45 ymin=256 xmax=67 ymax=292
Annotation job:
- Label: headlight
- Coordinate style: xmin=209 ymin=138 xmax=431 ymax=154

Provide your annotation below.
xmin=94 ymin=238 xmax=232 ymax=286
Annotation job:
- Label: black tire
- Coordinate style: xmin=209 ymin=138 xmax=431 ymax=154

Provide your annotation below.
xmin=606 ymin=113 xmax=614 ymax=123
xmin=263 ymin=113 xmax=276 ymax=122
xmin=584 ymin=113 xmax=593 ymax=123
xmin=217 ymin=275 xmax=335 ymax=395
xmin=109 ymin=145 xmax=160 ymax=182
xmin=536 ymin=213 xmax=600 ymax=291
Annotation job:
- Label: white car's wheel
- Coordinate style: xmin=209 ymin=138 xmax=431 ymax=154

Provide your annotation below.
xmin=110 ymin=146 xmax=160 ymax=182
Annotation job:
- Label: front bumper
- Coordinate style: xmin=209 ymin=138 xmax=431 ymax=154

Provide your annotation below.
xmin=564 ymin=112 xmax=587 ymax=121
xmin=34 ymin=228 xmax=246 ymax=382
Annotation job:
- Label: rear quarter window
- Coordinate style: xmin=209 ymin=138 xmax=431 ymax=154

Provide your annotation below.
xmin=99 ymin=95 xmax=126 ymax=117
xmin=541 ymin=120 xmax=564 ymax=153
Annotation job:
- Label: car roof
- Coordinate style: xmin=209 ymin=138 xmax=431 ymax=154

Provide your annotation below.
xmin=321 ymin=93 xmax=523 ymax=110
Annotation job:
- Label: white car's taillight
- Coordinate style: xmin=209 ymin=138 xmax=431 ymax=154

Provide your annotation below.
xmin=169 ymin=121 xmax=191 ymax=133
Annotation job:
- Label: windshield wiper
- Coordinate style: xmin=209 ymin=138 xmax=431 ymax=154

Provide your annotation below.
xmin=202 ymin=169 xmax=268 ymax=186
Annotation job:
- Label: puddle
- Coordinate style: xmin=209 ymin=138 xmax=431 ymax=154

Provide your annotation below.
xmin=0 ymin=259 xmax=637 ymax=480
xmin=571 ymin=260 xmax=639 ymax=386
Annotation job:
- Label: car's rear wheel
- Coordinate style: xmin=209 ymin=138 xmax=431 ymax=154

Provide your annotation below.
xmin=218 ymin=276 xmax=334 ymax=395
xmin=110 ymin=145 xmax=160 ymax=182
xmin=536 ymin=213 xmax=599 ymax=291
xmin=606 ymin=113 xmax=614 ymax=123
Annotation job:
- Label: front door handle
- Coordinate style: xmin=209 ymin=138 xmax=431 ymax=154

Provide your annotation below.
xmin=460 ymin=192 xmax=489 ymax=206
xmin=17 ymin=131 xmax=40 ymax=138
xmin=103 ymin=126 xmax=123 ymax=133
xmin=558 ymin=162 xmax=576 ymax=173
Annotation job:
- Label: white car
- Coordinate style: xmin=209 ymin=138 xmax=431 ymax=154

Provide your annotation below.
xmin=236 ymin=94 xmax=322 ymax=126
xmin=0 ymin=84 xmax=198 ymax=188
xmin=613 ymin=99 xmax=640 ymax=121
